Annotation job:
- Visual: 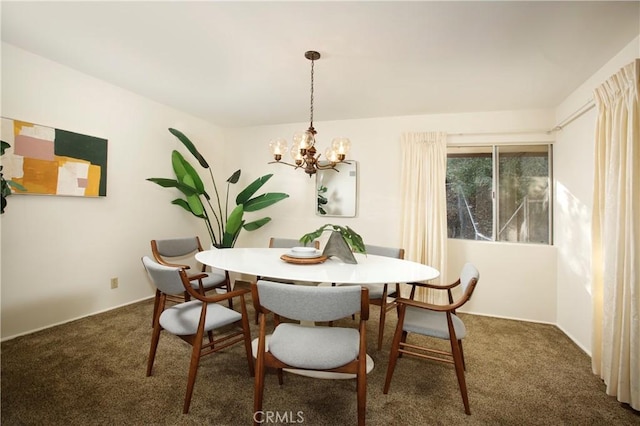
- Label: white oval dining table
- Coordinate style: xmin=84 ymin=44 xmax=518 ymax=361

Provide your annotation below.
xmin=195 ymin=247 xmax=440 ymax=379
xmin=195 ymin=247 xmax=440 ymax=285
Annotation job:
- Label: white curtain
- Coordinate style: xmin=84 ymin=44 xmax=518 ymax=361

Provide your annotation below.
xmin=400 ymin=132 xmax=447 ymax=303
xmin=591 ymin=59 xmax=639 ymax=410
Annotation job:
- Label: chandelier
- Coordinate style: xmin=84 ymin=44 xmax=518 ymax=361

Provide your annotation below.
xmin=268 ymin=50 xmax=351 ymax=177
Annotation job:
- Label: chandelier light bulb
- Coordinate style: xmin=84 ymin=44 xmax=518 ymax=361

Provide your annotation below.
xmin=332 ymin=137 xmax=351 ymax=156
xmin=325 ymin=147 xmax=340 ymax=163
xmin=269 ymin=138 xmax=288 ymax=160
xmin=290 ymin=142 xmax=303 ymax=164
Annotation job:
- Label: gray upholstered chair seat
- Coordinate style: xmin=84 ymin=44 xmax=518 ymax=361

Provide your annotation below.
xmin=190 ymin=271 xmax=226 ymax=290
xmin=159 ymin=300 xmax=241 ymax=336
xmin=269 ymin=323 xmax=360 ymax=370
xmin=403 ymin=306 xmax=466 ymax=339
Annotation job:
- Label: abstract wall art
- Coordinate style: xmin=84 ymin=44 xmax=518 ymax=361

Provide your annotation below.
xmin=1 ymin=118 xmax=108 ymax=197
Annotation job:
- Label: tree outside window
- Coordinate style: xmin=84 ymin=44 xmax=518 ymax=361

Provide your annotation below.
xmin=446 ymin=144 xmax=552 ymax=245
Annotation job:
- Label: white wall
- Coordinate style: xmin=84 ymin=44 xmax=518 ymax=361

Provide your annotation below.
xmin=554 ymin=36 xmax=640 ymax=354
xmin=227 ymin=109 xmax=559 ymax=324
xmin=0 ymin=43 xmax=227 ymax=339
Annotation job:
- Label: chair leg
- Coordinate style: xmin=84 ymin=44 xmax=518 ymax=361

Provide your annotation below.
xmin=240 ymin=301 xmax=255 ymax=377
xmin=254 ymin=318 xmax=267 ymax=426
xmin=398 ymin=330 xmax=408 ymax=359
xmin=182 ymin=333 xmax=204 ymax=414
xmin=383 ymin=308 xmax=405 ymax=394
xmin=151 ymin=290 xmax=161 ymax=327
xmin=146 ymin=322 xmax=162 ymax=377
xmin=458 ymin=340 xmax=466 ymax=371
xmin=377 ymin=303 xmax=386 ymax=350
xmin=447 ymin=317 xmax=470 ymax=415
xmin=225 ymin=272 xmax=233 ymax=309
xmin=357 ymin=361 xmax=367 ymax=426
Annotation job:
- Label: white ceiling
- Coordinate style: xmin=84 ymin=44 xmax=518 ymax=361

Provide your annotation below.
xmin=2 ymin=1 xmax=639 ymax=128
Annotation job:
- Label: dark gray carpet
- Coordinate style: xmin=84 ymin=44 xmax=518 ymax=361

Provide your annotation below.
xmin=2 ymin=292 xmax=638 ymax=425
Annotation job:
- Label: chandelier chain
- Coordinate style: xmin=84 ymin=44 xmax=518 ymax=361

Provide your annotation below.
xmin=309 ymin=58 xmax=314 ymax=128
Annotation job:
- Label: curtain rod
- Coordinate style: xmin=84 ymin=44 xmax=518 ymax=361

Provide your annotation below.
xmin=448 ymin=98 xmax=596 ymax=137
xmin=549 ymin=99 xmax=596 ymax=133
xmin=447 ymin=129 xmax=551 ymax=137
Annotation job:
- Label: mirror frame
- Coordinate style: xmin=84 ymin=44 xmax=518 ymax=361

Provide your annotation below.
xmin=316 ymin=161 xmax=358 ymax=217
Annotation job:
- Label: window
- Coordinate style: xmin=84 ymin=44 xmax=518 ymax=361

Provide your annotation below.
xmin=446 ymin=144 xmax=552 ymax=244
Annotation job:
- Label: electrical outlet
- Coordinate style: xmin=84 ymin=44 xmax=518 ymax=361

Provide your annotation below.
xmin=110 ymin=277 xmax=119 ymax=289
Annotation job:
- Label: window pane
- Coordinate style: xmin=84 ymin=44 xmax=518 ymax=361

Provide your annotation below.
xmin=446 ymin=150 xmax=493 ymax=240
xmin=497 ymin=145 xmax=550 ymax=244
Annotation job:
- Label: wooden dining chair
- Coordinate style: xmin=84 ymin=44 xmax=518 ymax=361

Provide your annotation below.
xmin=337 ymin=244 xmax=405 ymax=350
xmin=251 ymin=237 xmax=321 ymax=324
xmin=142 ymin=256 xmax=254 ymax=414
xmin=383 ymin=262 xmax=480 ymax=415
xmin=251 ymin=280 xmax=369 ymax=426
xmin=151 ymin=236 xmax=232 ymax=323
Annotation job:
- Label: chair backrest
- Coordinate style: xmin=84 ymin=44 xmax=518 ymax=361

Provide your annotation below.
xmin=459 ymin=262 xmax=480 ymax=302
xmin=269 ymin=237 xmax=320 ymax=249
xmin=142 ymin=256 xmax=187 ymax=295
xmin=365 ymin=244 xmax=404 ymax=260
xmin=255 ymin=279 xmax=365 ymax=322
xmin=152 ymin=236 xmax=202 ymax=258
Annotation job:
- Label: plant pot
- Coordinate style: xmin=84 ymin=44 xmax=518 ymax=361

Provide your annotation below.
xmin=322 ymin=231 xmax=357 ymax=264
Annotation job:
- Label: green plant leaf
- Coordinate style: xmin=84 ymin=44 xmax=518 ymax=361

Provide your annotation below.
xmin=1 ymin=141 xmax=10 ymax=156
xmin=299 ymin=223 xmax=366 ymax=254
xmin=299 ymin=226 xmax=326 ymax=245
xmin=221 ymin=205 xmax=245 ymax=247
xmin=225 ymin=204 xmax=244 ymax=234
xmin=243 ymin=217 xmax=271 ymax=231
xmin=171 ymin=151 xmax=206 ymax=194
xmin=171 ymin=195 xmax=205 ymax=217
xmin=146 ymin=178 xmax=200 ymax=196
xmin=243 ymin=193 xmax=289 ymax=212
xmin=227 ymin=169 xmax=241 ymax=184
xmin=236 ymin=174 xmax=273 ymax=205
xmin=185 ymin=193 xmax=205 ymax=216
xmin=181 ymin=158 xmax=206 ymax=194
xmin=169 ymin=128 xmax=209 ymax=169
xmin=345 ymin=226 xmax=366 ymax=253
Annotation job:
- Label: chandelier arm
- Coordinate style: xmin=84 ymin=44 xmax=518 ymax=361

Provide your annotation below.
xmin=268 ymin=160 xmax=303 ymax=169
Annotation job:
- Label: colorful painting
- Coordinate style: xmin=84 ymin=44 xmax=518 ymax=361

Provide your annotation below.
xmin=1 ymin=118 xmax=108 ymax=197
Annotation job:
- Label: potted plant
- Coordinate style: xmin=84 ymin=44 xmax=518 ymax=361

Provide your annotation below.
xmin=147 ymin=128 xmax=289 ymax=248
xmin=1 ymin=141 xmax=26 ymax=214
xmin=300 ymin=223 xmax=365 ymax=264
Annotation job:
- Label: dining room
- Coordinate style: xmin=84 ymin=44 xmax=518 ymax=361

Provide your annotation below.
xmin=1 ymin=1 xmax=639 ymax=423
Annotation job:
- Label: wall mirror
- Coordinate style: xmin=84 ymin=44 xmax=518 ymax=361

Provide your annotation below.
xmin=316 ymin=161 xmax=357 ymax=217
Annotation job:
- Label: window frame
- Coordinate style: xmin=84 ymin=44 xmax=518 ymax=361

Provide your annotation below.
xmin=446 ymin=143 xmax=554 ymax=245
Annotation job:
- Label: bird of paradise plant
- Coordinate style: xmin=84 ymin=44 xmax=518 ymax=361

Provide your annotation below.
xmin=147 ymin=128 xmax=289 ymax=248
